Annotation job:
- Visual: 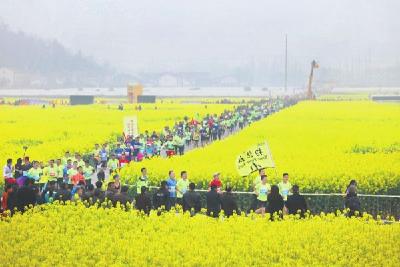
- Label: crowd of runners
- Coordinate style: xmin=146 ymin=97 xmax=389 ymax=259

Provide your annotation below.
xmin=4 ymin=96 xmax=361 ymax=219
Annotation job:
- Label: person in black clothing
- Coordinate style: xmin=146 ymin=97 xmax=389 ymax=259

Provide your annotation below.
xmin=135 ymin=186 xmax=152 ymax=215
xmin=7 ymin=184 xmax=18 ymax=215
xmin=97 ymin=168 xmax=106 ymax=183
xmin=113 ymin=185 xmax=132 ymax=208
xmin=55 ymin=182 xmax=71 ymax=202
xmin=21 ymin=156 xmax=32 ymax=175
xmin=92 ymin=190 xmax=104 ymax=205
xmin=206 ymin=185 xmax=221 ymax=218
xmin=82 ymin=184 xmax=95 ymax=204
xmin=41 ymin=181 xmax=57 ymax=203
xmin=345 ymin=180 xmax=357 ymax=195
xmin=153 ymin=181 xmax=170 ymax=212
xmin=182 ymin=182 xmax=201 ymax=216
xmin=267 ymin=185 xmax=284 ymax=220
xmin=221 ymin=187 xmax=241 ymax=217
xmin=112 ymin=174 xmax=121 ymax=192
xmin=94 ymin=181 xmax=105 ymax=203
xmin=345 ymin=185 xmax=361 ymax=217
xmin=105 ymin=182 xmax=117 ymax=202
xmin=16 ymin=178 xmax=36 ymax=212
xmin=14 ymin=158 xmax=23 ymax=178
xmin=286 ymin=185 xmax=308 ymax=218
xmin=34 ymin=186 xmax=44 ymax=205
xmin=217 ymin=126 xmax=224 ymax=140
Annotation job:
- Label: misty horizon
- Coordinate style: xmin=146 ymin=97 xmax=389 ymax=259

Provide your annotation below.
xmin=1 ymin=0 xmax=400 ymax=88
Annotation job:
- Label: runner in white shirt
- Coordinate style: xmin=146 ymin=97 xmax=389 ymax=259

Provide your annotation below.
xmin=3 ymin=158 xmax=14 ymax=180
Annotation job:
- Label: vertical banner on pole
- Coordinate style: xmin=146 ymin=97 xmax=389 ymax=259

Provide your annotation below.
xmin=123 ymin=116 xmax=139 ymax=137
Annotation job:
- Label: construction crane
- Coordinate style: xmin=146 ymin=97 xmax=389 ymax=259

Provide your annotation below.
xmin=307 ymin=60 xmax=319 ymax=100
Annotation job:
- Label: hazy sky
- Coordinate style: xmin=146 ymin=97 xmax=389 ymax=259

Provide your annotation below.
xmin=0 ymin=0 xmax=399 ymax=73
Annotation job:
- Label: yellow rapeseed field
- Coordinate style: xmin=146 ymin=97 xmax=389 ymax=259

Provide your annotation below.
xmin=0 ymin=203 xmax=399 ymax=266
xmin=121 ymin=101 xmax=400 ymax=193
xmin=0 ymin=103 xmax=231 ymax=177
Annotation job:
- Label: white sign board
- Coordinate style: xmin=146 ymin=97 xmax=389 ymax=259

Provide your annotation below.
xmin=236 ymin=142 xmax=275 ymax=176
xmin=123 ymin=116 xmax=139 ymax=137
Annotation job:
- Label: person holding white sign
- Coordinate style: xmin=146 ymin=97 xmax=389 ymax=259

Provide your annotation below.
xmin=254 ymin=175 xmax=271 ymax=216
xmin=249 ymin=168 xmax=265 ymax=213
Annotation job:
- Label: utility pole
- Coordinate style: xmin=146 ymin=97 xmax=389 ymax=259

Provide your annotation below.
xmin=285 ymin=34 xmax=288 ymax=92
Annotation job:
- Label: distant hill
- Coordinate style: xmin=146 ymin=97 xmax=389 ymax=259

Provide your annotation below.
xmin=0 ymin=24 xmax=131 ymax=88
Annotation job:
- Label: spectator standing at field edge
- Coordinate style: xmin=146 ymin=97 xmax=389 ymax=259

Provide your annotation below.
xmin=345 ymin=185 xmax=361 ymax=217
xmin=286 ymin=185 xmax=308 ymax=218
xmin=206 ymin=185 xmax=221 ymax=218
xmin=267 ymin=185 xmax=284 ymax=220
xmin=221 ymin=186 xmax=241 ymax=217
xmin=183 ymin=182 xmax=201 ymax=216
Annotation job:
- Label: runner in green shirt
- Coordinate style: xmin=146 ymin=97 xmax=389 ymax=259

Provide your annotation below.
xmin=176 ymin=171 xmax=190 ymax=206
xmin=164 ymin=137 xmax=175 ymax=157
xmin=192 ymin=128 xmax=200 ymax=148
xmin=153 ymin=139 xmax=162 ymax=156
xmin=253 ymin=168 xmax=265 ymax=189
xmin=250 ymin=168 xmax=265 ymax=212
xmin=67 ymin=161 xmax=79 ymax=184
xmin=136 ymin=167 xmax=149 ymax=194
xmin=107 ymin=154 xmax=120 ymax=172
xmin=62 ymin=151 xmax=72 ymax=166
xmin=83 ymin=161 xmax=95 ymax=185
xmin=254 ymin=175 xmax=271 ymax=216
xmin=184 ymin=131 xmax=192 ymax=146
xmin=55 ymin=159 xmax=64 ymax=185
xmin=172 ymin=134 xmax=181 ymax=147
xmin=75 ymin=153 xmax=85 ymax=168
xmin=173 ymin=134 xmax=186 ymax=155
xmin=43 ymin=159 xmax=58 ymax=182
xmin=93 ymin=143 xmax=101 ymax=166
xmin=278 ymin=173 xmax=292 ymax=202
xmin=28 ymin=161 xmax=42 ymax=182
